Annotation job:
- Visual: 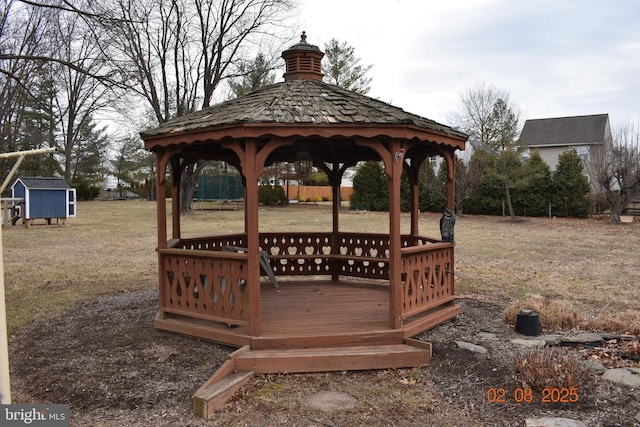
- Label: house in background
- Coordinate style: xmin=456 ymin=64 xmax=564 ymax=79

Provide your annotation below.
xmin=517 ymin=113 xmax=611 ymax=170
xmin=10 ymin=177 xmax=76 ymax=227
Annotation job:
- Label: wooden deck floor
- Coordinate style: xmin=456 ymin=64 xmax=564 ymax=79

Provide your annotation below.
xmin=261 ymin=279 xmax=389 ymax=334
xmin=156 ymin=278 xmax=459 ymax=350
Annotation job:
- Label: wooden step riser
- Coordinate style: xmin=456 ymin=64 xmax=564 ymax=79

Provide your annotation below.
xmin=250 ymin=329 xmax=405 ymax=350
xmin=234 ymin=345 xmax=431 ymax=374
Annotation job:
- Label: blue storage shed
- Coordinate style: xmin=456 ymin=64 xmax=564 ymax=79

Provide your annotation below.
xmin=10 ymin=177 xmax=76 ymax=227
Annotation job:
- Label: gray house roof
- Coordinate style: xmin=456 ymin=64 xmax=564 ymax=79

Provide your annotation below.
xmin=518 ymin=113 xmax=610 ymax=148
xmin=141 ymin=78 xmax=467 ymax=141
xmin=14 ymin=177 xmax=72 ymax=190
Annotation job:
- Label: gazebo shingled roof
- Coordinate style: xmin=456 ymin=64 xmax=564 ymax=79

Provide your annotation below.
xmin=141 ymin=79 xmax=467 ymax=140
xmin=140 ymin=33 xmax=468 ymax=418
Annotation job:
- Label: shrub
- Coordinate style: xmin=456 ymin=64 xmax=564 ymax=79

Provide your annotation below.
xmin=351 ymin=161 xmax=388 ymax=211
xmin=72 ymin=181 xmax=101 ymax=200
xmin=513 ymin=347 xmax=592 ymax=392
xmin=258 ymin=185 xmax=287 ymax=205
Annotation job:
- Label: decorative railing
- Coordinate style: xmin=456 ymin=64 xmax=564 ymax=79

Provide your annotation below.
xmin=158 ymin=248 xmax=250 ymax=326
xmin=335 ymin=232 xmax=389 ymax=279
xmin=400 ymin=242 xmax=455 ymax=319
xmin=260 ymin=232 xmax=333 ymax=275
xmin=160 ymin=232 xmax=455 ymax=327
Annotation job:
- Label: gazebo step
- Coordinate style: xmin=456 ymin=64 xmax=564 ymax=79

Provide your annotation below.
xmin=234 ymin=343 xmax=432 ymax=374
xmin=192 ymin=367 xmax=254 ymax=418
xmin=193 ymin=341 xmax=432 ymax=418
xmin=250 ymin=329 xmax=405 ymax=350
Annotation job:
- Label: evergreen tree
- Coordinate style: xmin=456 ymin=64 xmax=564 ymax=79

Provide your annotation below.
xmin=478 ymin=149 xmax=523 ymax=217
xmin=518 ymin=150 xmax=553 ymax=216
xmin=17 ymin=69 xmax=60 ymax=177
xmin=350 ymin=161 xmax=387 ymax=211
xmin=400 ymin=171 xmax=411 ymax=212
xmin=455 ymin=151 xmax=486 ymax=216
xmin=553 ymin=150 xmax=590 ymax=217
xmin=464 ymin=149 xmax=503 ymax=215
xmin=69 ymin=118 xmax=108 ymax=189
xmin=229 ymin=53 xmax=276 ymax=97
xmin=112 ymin=134 xmax=148 ymax=198
xmin=418 ymin=160 xmax=442 ymax=212
xmin=323 ymin=39 xmax=373 ymax=94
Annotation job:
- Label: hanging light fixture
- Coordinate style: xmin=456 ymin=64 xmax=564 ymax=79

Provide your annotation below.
xmin=294 ymin=143 xmax=313 ymax=178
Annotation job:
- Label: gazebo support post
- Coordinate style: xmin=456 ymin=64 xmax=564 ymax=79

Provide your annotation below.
xmin=331 ymin=171 xmax=340 ymax=281
xmin=155 ymin=150 xmax=173 ymax=249
xmin=442 ymin=149 xmax=456 ymax=210
xmin=155 ymin=152 xmax=169 ymax=311
xmin=317 ymin=160 xmax=348 ymax=282
xmin=243 ymin=139 xmax=262 ymax=336
xmin=388 ymin=140 xmax=405 ymax=329
xmin=407 ymin=160 xmax=418 ymax=236
xmin=171 ymin=158 xmax=182 ymax=239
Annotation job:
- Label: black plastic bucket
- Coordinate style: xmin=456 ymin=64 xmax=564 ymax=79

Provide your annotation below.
xmin=515 ymin=310 xmax=541 ymax=336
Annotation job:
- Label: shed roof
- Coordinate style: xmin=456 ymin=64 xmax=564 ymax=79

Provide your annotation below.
xmin=518 ymin=113 xmax=610 ymax=148
xmin=14 ymin=177 xmax=72 ymax=190
xmin=141 ymin=79 xmax=467 ymax=145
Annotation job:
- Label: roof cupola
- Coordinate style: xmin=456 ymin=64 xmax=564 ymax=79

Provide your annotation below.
xmin=282 ymin=32 xmax=324 ymax=81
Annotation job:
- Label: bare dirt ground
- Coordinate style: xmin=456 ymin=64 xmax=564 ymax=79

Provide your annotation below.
xmin=9 ymin=290 xmax=639 ymax=426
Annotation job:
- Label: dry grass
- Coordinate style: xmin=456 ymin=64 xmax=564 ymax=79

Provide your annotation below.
xmin=513 ymin=347 xmax=593 ymax=392
xmin=505 ymin=295 xmax=640 ymax=334
xmin=3 ymin=201 xmax=640 ymax=334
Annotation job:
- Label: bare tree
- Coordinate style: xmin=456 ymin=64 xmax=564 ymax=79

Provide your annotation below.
xmin=51 ymin=10 xmax=111 ymax=181
xmin=93 ymin=0 xmax=293 ymax=213
xmin=1 ymin=1 xmax=120 ymax=82
xmin=3 ymin=0 xmax=295 ymax=207
xmin=0 ymin=2 xmax=48 ymax=152
xmin=1 ymin=0 xmax=122 ymax=188
xmin=451 ymin=84 xmax=521 ymax=219
xmin=585 ymin=120 xmax=640 ymax=224
xmin=452 ymin=83 xmax=520 ymax=151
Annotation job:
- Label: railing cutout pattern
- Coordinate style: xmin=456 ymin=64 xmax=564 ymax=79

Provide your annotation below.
xmin=160 ymin=250 xmax=250 ymax=325
xmin=400 ymin=245 xmax=454 ymax=318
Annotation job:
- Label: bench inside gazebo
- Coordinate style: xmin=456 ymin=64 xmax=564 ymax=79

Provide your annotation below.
xmin=141 ymin=33 xmax=467 ymax=418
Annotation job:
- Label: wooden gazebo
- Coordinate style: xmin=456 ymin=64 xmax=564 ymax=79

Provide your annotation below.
xmin=141 ymin=33 xmax=467 ymax=417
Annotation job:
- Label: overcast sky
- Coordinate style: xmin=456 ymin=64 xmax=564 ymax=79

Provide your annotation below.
xmin=294 ymin=0 xmax=640 ymax=127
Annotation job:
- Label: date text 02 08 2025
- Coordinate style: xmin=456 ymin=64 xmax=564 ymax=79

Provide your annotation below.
xmin=486 ymin=387 xmax=579 ymax=404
